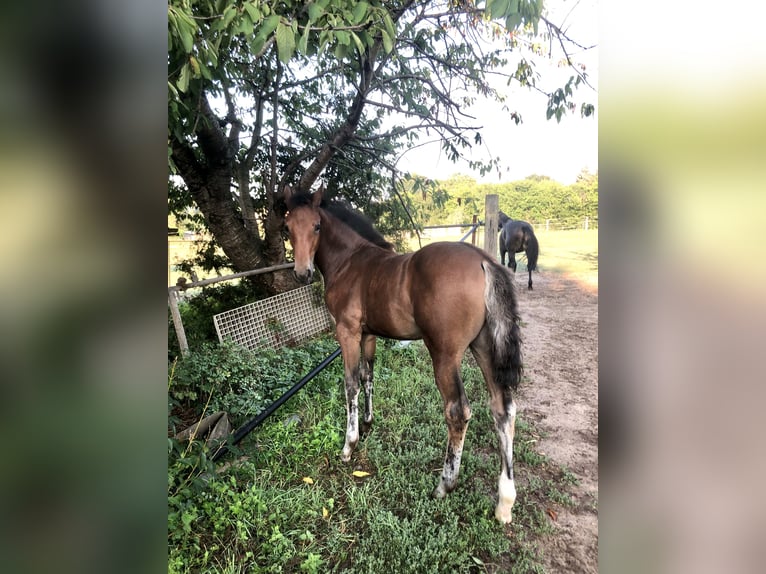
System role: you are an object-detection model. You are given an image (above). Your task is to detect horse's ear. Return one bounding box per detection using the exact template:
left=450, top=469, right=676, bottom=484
left=312, top=185, right=323, bottom=207
left=283, top=185, right=293, bottom=202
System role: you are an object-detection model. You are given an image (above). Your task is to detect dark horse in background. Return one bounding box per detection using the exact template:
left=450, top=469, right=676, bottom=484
left=284, top=185, right=524, bottom=523
left=498, top=211, right=539, bottom=290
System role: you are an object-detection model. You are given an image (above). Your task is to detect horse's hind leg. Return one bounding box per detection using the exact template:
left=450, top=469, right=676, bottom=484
left=527, top=269, right=533, bottom=290
left=430, top=351, right=472, bottom=499
left=491, top=396, right=517, bottom=523
left=360, top=334, right=376, bottom=427
left=471, top=336, right=517, bottom=523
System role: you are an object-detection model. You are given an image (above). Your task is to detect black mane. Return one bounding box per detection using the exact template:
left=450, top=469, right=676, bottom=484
left=287, top=191, right=394, bottom=250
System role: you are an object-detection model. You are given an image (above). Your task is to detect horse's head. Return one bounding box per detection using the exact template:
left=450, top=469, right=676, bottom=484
left=284, top=184, right=323, bottom=284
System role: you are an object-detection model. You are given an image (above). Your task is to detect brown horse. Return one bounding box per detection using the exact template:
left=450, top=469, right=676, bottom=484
left=284, top=186, right=524, bottom=523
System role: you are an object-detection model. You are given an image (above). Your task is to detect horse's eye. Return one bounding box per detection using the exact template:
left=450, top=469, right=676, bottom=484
left=314, top=223, right=321, bottom=233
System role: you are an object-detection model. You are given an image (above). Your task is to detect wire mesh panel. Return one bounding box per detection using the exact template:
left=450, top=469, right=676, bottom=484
left=213, top=284, right=334, bottom=350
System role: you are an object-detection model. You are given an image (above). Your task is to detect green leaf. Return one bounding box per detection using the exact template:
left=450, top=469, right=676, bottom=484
left=177, top=62, right=191, bottom=93
left=308, top=4, right=325, bottom=23
left=243, top=2, right=261, bottom=22
left=359, top=30, right=373, bottom=47
left=413, top=103, right=430, bottom=117
left=297, top=24, right=311, bottom=54
left=222, top=5, right=237, bottom=28
left=488, top=0, right=511, bottom=19
left=189, top=56, right=200, bottom=76
left=178, top=24, right=194, bottom=53
left=381, top=29, right=393, bottom=53
left=382, top=12, right=396, bottom=41
left=335, top=30, right=350, bottom=46
left=334, top=42, right=348, bottom=60
left=207, top=44, right=219, bottom=67
left=276, top=22, right=296, bottom=63
left=250, top=35, right=265, bottom=55
left=175, top=8, right=197, bottom=31
left=258, top=14, right=281, bottom=40
left=505, top=12, right=522, bottom=31
left=233, top=14, right=254, bottom=36
left=196, top=58, right=212, bottom=80
left=350, top=31, right=365, bottom=55
left=352, top=2, right=369, bottom=24
left=318, top=30, right=330, bottom=53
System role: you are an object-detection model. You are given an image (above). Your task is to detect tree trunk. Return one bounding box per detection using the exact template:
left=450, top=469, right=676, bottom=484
left=170, top=94, right=297, bottom=293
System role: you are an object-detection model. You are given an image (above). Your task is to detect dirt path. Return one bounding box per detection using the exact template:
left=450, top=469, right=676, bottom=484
left=514, top=271, right=598, bottom=573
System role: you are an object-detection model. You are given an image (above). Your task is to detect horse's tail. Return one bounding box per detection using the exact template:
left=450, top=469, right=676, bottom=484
left=481, top=260, right=524, bottom=391
left=525, top=226, right=539, bottom=272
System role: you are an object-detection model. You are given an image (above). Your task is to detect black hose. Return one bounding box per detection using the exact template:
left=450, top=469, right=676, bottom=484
left=211, top=346, right=341, bottom=461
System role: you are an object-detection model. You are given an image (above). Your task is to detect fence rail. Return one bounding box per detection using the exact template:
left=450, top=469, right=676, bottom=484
left=411, top=217, right=597, bottom=234
left=168, top=262, right=296, bottom=356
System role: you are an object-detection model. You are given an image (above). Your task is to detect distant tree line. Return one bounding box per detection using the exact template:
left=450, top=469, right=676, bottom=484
left=401, top=169, right=598, bottom=230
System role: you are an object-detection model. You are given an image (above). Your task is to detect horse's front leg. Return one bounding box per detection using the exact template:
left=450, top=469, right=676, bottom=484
left=337, top=324, right=362, bottom=462
left=360, top=334, right=377, bottom=427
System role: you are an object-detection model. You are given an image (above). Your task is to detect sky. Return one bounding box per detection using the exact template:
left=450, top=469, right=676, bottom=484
left=395, top=0, right=598, bottom=185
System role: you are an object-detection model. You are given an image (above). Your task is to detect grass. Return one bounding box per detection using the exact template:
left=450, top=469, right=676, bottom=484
left=532, top=229, right=597, bottom=288
left=169, top=339, right=585, bottom=573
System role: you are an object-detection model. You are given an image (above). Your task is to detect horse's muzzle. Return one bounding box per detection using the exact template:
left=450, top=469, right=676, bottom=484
left=294, top=268, right=313, bottom=284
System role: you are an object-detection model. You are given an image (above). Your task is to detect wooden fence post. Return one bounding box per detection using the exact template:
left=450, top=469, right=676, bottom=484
left=483, top=194, right=499, bottom=260
left=169, top=289, right=190, bottom=356
left=471, top=214, right=477, bottom=245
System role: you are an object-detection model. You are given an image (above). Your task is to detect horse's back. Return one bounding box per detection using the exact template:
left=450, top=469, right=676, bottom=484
left=407, top=242, right=490, bottom=346
left=412, top=241, right=489, bottom=275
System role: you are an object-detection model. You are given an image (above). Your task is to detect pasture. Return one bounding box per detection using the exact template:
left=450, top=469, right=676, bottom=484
left=532, top=229, right=597, bottom=289
left=168, top=228, right=598, bottom=573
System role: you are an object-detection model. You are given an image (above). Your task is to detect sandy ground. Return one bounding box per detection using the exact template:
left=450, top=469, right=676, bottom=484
left=514, top=271, right=598, bottom=573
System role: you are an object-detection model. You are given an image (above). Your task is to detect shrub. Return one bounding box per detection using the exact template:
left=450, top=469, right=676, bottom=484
left=168, top=336, right=340, bottom=428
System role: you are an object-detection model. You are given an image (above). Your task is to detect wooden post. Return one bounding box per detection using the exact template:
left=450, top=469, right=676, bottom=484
left=168, top=288, right=189, bottom=356
left=584, top=216, right=589, bottom=231
left=483, top=194, right=499, bottom=260
left=471, top=214, right=477, bottom=245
